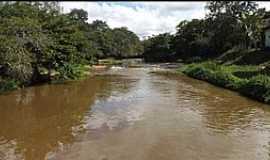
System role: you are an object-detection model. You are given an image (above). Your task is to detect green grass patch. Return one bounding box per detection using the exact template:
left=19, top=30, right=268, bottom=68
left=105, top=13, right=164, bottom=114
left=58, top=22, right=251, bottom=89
left=54, top=64, right=92, bottom=82
left=149, top=69, right=182, bottom=76
left=182, top=61, right=270, bottom=103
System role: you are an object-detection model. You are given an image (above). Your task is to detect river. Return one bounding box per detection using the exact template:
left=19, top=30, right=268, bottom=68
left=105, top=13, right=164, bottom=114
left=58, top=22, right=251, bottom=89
left=1, top=65, right=270, bottom=160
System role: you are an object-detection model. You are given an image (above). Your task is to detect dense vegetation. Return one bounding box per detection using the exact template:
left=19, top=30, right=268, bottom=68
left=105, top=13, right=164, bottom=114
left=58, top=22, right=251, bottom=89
left=0, top=2, right=143, bottom=92
left=143, top=1, right=270, bottom=104
left=143, top=33, right=175, bottom=62
left=3, top=1, right=270, bottom=104
left=143, top=1, right=266, bottom=62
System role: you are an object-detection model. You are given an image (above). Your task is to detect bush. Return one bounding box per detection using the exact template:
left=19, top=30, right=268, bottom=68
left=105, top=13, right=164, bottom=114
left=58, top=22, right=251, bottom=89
left=0, top=78, right=19, bottom=93
left=56, top=63, right=89, bottom=80
left=239, top=75, right=270, bottom=102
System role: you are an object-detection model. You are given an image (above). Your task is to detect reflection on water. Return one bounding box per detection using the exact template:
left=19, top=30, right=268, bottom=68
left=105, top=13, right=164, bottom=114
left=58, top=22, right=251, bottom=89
left=1, top=67, right=270, bottom=160
left=0, top=73, right=136, bottom=160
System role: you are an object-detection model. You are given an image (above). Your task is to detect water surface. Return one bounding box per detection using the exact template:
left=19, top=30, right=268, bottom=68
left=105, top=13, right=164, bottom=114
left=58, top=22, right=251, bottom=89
left=1, top=67, right=270, bottom=160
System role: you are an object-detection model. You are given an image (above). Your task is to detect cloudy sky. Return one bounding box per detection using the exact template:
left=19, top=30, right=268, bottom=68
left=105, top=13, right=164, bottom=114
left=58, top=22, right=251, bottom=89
left=60, top=2, right=270, bottom=39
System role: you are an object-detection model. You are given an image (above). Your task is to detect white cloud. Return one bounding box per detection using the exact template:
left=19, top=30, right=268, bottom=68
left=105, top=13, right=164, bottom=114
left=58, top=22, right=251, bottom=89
left=60, top=2, right=206, bottom=39
left=258, top=2, right=270, bottom=10
left=60, top=2, right=270, bottom=39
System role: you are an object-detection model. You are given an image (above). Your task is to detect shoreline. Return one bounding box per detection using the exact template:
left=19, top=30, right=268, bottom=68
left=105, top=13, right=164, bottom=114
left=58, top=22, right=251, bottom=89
left=182, top=63, right=270, bottom=104
left=151, top=62, right=270, bottom=105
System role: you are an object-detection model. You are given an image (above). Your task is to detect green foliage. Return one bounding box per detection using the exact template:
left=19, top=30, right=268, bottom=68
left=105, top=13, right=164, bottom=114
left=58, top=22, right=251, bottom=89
left=69, top=8, right=88, bottom=22
left=0, top=2, right=143, bottom=92
left=239, top=75, right=270, bottom=102
left=183, top=62, right=270, bottom=103
left=56, top=63, right=89, bottom=80
left=143, top=33, right=174, bottom=62
left=87, top=22, right=143, bottom=59
left=0, top=78, right=19, bottom=93
left=173, top=19, right=213, bottom=59
left=142, top=1, right=265, bottom=62
left=182, top=62, right=240, bottom=89
left=111, top=27, right=143, bottom=58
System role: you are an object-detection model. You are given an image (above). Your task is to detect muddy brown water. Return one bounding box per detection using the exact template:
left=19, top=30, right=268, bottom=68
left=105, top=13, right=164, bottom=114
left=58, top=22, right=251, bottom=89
left=1, top=66, right=270, bottom=160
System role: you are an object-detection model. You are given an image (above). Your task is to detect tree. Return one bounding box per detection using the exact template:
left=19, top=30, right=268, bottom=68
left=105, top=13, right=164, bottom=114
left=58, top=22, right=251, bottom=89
left=111, top=27, right=143, bottom=58
left=0, top=1, right=143, bottom=90
left=172, top=19, right=212, bottom=59
left=89, top=20, right=109, bottom=31
left=143, top=33, right=174, bottom=62
left=206, top=1, right=260, bottom=49
left=69, top=8, right=88, bottom=22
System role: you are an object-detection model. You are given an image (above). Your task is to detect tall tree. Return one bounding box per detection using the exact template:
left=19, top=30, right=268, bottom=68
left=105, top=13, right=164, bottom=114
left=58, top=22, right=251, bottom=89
left=206, top=1, right=259, bottom=48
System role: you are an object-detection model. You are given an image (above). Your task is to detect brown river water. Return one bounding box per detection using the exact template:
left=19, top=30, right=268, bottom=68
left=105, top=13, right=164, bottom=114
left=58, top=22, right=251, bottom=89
left=1, top=65, right=270, bottom=160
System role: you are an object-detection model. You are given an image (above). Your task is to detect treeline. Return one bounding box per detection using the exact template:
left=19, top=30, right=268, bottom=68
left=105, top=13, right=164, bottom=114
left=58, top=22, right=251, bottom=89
left=143, top=1, right=266, bottom=62
left=0, top=2, right=143, bottom=91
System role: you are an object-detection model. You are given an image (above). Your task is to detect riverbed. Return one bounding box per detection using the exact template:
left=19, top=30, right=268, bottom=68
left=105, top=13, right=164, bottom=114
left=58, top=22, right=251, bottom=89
left=1, top=66, right=270, bottom=160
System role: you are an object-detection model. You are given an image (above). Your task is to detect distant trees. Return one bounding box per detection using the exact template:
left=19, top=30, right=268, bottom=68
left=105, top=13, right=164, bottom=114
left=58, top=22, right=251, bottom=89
left=172, top=19, right=212, bottom=59
left=143, top=33, right=174, bottom=62
left=111, top=27, right=143, bottom=58
left=143, top=1, right=267, bottom=62
left=86, top=21, right=143, bottom=59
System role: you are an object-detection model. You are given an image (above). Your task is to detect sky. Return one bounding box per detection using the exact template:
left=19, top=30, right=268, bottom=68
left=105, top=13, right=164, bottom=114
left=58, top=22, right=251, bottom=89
left=60, top=1, right=270, bottom=39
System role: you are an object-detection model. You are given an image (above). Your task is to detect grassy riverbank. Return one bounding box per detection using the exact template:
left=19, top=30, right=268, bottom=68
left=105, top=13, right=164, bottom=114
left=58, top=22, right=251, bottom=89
left=181, top=61, right=270, bottom=103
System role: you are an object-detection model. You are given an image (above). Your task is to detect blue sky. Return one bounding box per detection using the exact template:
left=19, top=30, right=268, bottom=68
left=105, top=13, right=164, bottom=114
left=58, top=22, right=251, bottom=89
left=60, top=2, right=270, bottom=39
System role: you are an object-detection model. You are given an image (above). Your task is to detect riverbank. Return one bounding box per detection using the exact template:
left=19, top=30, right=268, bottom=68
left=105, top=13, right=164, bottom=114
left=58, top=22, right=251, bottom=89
left=180, top=61, right=270, bottom=104
left=0, top=58, right=143, bottom=93
left=0, top=64, right=93, bottom=93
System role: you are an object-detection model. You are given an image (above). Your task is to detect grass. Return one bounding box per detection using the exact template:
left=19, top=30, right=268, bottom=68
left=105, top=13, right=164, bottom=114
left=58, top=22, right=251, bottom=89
left=149, top=69, right=182, bottom=76
left=182, top=61, right=270, bottom=104
left=53, top=64, right=92, bottom=83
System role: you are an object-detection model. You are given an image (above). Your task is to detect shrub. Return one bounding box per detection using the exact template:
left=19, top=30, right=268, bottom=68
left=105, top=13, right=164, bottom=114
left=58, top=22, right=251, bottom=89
left=239, top=75, right=270, bottom=102
left=0, top=78, right=19, bottom=93
left=56, top=63, right=89, bottom=80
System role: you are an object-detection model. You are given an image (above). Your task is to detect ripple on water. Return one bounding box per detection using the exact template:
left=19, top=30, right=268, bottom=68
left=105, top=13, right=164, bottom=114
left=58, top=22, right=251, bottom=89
left=1, top=67, right=270, bottom=160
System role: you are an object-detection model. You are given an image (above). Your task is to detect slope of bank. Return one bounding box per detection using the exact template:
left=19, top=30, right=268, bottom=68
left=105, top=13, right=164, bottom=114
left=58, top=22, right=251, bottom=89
left=181, top=60, right=270, bottom=104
